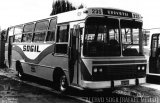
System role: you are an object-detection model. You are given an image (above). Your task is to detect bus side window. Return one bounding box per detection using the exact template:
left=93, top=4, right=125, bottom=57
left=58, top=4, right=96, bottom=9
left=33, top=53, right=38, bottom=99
left=22, top=23, right=34, bottom=42
left=46, top=18, right=56, bottom=42
left=14, top=25, right=23, bottom=42
left=14, top=34, right=22, bottom=42
left=6, top=28, right=14, bottom=43
left=55, top=25, right=69, bottom=54
left=151, top=35, right=158, bottom=57
left=56, top=25, right=69, bottom=42
left=22, top=33, right=33, bottom=42
left=33, top=32, right=46, bottom=42
left=33, top=20, right=49, bottom=42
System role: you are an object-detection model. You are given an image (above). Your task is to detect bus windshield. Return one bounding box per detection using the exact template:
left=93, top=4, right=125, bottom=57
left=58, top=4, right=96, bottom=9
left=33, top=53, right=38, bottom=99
left=83, top=17, right=142, bottom=56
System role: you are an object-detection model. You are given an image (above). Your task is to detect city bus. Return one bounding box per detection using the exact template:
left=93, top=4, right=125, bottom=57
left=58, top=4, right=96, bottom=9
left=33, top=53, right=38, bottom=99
left=143, top=29, right=160, bottom=83
left=5, top=7, right=147, bottom=92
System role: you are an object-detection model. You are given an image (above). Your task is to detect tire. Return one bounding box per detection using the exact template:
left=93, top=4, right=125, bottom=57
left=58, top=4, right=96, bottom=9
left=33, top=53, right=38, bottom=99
left=16, top=62, right=24, bottom=79
left=156, top=58, right=160, bottom=73
left=59, top=74, right=68, bottom=92
left=54, top=73, right=68, bottom=93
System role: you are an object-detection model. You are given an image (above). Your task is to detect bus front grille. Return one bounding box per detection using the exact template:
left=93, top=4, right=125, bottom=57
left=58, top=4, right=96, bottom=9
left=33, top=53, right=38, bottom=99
left=92, top=65, right=140, bottom=81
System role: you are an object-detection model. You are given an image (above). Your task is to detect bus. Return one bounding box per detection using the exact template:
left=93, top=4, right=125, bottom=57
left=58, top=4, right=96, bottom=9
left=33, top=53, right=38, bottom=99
left=5, top=7, right=147, bottom=92
left=143, top=29, right=160, bottom=83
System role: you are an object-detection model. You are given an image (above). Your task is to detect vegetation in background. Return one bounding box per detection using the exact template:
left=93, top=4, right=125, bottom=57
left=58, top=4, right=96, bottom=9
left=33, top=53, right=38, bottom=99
left=50, top=0, right=84, bottom=15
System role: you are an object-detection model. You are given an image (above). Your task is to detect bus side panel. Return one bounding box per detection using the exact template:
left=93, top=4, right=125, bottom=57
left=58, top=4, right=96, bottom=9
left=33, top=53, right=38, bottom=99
left=21, top=63, right=54, bottom=81
left=21, top=54, right=69, bottom=81
left=8, top=50, right=24, bottom=70
left=38, top=54, right=69, bottom=81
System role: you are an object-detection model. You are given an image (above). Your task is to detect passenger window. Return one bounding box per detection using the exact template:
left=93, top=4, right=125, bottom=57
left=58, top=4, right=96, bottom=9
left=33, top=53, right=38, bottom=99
left=49, top=19, right=56, bottom=31
left=14, top=34, right=22, bottom=42
left=7, top=28, right=14, bottom=43
left=57, top=25, right=69, bottom=42
left=151, top=35, right=158, bottom=57
left=35, top=20, right=49, bottom=32
left=23, top=23, right=34, bottom=32
left=8, top=28, right=14, bottom=36
left=22, top=23, right=34, bottom=42
left=46, top=19, right=57, bottom=42
left=55, top=25, right=69, bottom=55
left=14, top=25, right=23, bottom=42
left=22, top=33, right=33, bottom=42
left=46, top=31, right=55, bottom=42
left=33, top=32, right=46, bottom=42
left=33, top=20, right=49, bottom=42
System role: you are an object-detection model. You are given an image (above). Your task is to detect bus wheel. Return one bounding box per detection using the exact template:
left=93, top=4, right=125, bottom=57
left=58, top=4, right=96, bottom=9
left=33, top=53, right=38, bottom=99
left=16, top=61, right=24, bottom=79
left=59, top=74, right=68, bottom=92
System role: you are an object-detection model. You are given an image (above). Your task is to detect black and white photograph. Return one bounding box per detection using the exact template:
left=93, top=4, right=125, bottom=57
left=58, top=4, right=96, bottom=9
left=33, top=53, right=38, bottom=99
left=0, top=0, right=160, bottom=103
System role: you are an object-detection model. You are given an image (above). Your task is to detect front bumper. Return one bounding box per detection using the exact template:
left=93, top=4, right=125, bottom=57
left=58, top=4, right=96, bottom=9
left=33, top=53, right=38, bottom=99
left=81, top=77, right=146, bottom=89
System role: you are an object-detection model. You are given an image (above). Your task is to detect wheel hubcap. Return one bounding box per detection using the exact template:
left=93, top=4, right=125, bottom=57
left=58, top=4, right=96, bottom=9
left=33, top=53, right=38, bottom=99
left=18, top=71, right=22, bottom=77
left=60, top=75, right=67, bottom=92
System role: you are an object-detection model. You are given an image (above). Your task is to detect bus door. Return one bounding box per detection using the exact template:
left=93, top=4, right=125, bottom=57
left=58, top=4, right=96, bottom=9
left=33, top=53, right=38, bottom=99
left=149, top=34, right=160, bottom=74
left=8, top=36, right=14, bottom=68
left=69, top=25, right=81, bottom=85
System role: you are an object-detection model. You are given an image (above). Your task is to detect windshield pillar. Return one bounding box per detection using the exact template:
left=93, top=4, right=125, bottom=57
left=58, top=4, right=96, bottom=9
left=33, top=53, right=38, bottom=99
left=118, top=19, right=123, bottom=57
left=139, top=28, right=143, bottom=55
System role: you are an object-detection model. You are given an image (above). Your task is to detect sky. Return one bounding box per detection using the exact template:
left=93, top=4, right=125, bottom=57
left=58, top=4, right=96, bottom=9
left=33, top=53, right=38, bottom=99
left=0, top=0, right=160, bottom=30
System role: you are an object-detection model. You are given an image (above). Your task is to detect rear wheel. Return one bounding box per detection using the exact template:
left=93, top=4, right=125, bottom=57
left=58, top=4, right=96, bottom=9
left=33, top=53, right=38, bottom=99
left=16, top=61, right=24, bottom=79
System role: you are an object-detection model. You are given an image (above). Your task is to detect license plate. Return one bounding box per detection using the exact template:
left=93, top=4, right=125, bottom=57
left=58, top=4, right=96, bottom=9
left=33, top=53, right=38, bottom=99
left=121, top=80, right=129, bottom=86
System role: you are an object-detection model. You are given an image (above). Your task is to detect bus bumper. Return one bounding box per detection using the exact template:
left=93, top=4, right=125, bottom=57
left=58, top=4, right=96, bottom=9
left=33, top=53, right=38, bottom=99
left=81, top=77, right=146, bottom=89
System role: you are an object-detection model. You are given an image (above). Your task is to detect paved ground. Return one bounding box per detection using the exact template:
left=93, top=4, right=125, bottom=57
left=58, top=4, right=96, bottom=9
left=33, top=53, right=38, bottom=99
left=0, top=68, right=88, bottom=103
left=1, top=68, right=160, bottom=103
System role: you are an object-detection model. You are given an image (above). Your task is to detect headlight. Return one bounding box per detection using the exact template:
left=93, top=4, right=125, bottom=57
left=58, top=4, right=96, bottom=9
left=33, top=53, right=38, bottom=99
left=138, top=66, right=141, bottom=70
left=93, top=67, right=103, bottom=73
left=93, top=68, right=98, bottom=72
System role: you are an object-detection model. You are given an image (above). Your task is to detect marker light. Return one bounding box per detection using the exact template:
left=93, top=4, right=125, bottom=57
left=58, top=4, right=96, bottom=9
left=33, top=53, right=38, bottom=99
left=99, top=68, right=103, bottom=72
left=142, top=66, right=145, bottom=70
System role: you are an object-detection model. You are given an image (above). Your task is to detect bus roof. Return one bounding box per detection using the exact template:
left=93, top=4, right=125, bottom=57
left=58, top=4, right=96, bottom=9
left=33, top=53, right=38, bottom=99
left=54, top=7, right=142, bottom=23
left=8, top=7, right=142, bottom=28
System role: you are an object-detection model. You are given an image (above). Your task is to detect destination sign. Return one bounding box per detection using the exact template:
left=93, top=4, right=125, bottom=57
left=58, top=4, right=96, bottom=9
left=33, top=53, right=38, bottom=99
left=103, top=9, right=130, bottom=17
left=87, top=8, right=141, bottom=19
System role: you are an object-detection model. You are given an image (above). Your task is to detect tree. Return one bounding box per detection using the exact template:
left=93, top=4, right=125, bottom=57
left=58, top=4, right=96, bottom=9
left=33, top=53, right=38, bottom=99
left=78, top=4, right=84, bottom=9
left=50, top=0, right=84, bottom=15
left=50, top=0, right=76, bottom=15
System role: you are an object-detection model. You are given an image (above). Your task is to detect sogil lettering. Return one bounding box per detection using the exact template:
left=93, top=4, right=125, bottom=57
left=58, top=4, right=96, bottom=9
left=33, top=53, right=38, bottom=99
left=23, top=45, right=41, bottom=52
